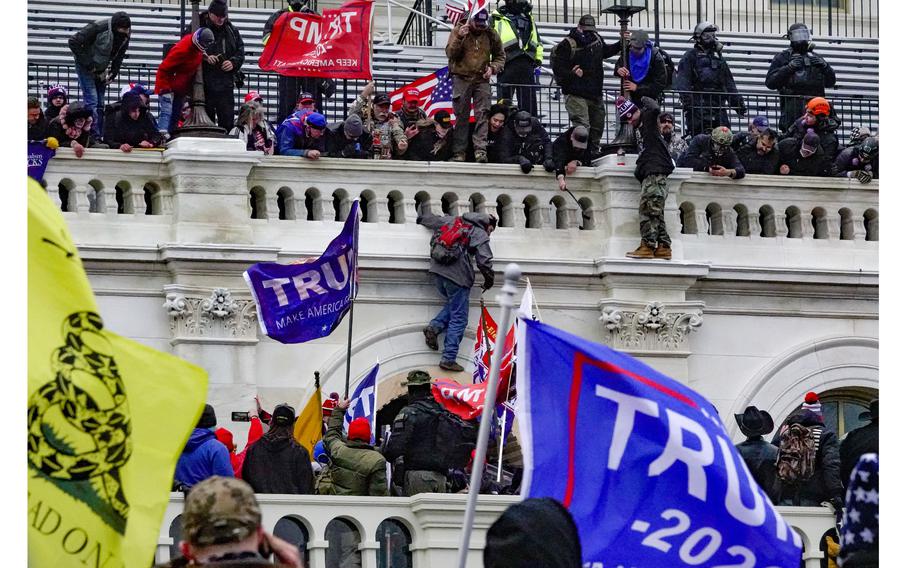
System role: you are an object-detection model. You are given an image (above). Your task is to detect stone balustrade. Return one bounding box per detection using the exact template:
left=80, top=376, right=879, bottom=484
left=44, top=139, right=877, bottom=275
left=155, top=493, right=837, bottom=568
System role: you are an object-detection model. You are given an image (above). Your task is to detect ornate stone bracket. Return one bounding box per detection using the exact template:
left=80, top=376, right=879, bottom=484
left=163, top=286, right=259, bottom=344
left=599, top=300, right=704, bottom=353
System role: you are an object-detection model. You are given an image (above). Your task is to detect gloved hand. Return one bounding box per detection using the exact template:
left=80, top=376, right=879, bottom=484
left=518, top=156, right=533, bottom=174
left=808, top=53, right=826, bottom=67
left=736, top=105, right=748, bottom=117
left=543, top=157, right=556, bottom=172
left=788, top=54, right=804, bottom=70
left=854, top=169, right=873, bottom=183
left=480, top=268, right=495, bottom=291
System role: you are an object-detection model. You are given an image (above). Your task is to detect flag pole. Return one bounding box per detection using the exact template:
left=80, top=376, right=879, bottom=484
left=456, top=263, right=522, bottom=568
left=344, top=299, right=355, bottom=398
left=495, top=370, right=512, bottom=483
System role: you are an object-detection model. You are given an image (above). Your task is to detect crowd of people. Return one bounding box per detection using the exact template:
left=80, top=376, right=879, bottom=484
left=27, top=3, right=879, bottom=192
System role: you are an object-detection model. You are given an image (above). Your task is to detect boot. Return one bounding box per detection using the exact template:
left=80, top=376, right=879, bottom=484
left=439, top=360, right=465, bottom=372
left=452, top=153, right=466, bottom=162
left=626, top=241, right=655, bottom=259
left=654, top=243, right=672, bottom=260
left=423, top=326, right=439, bottom=350
left=474, top=150, right=488, bottom=163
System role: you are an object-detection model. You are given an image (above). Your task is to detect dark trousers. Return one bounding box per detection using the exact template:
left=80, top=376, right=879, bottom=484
left=453, top=76, right=492, bottom=157
left=497, top=57, right=538, bottom=116
left=683, top=93, right=731, bottom=138
left=277, top=75, right=321, bottom=122
left=205, top=89, right=235, bottom=132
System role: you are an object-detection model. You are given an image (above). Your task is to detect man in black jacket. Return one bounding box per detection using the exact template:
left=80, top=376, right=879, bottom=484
left=734, top=406, right=780, bottom=504
left=678, top=126, right=746, bottom=179
left=403, top=111, right=455, bottom=162
left=777, top=129, right=831, bottom=177
left=674, top=21, right=746, bottom=138
left=552, top=125, right=593, bottom=191
left=483, top=102, right=511, bottom=163
left=200, top=0, right=245, bottom=131
left=28, top=97, right=47, bottom=141
left=325, top=114, right=371, bottom=159
left=613, top=29, right=668, bottom=107
left=498, top=110, right=554, bottom=173
left=68, top=11, right=131, bottom=137
left=833, top=136, right=878, bottom=183
left=382, top=371, right=451, bottom=496
left=103, top=92, right=163, bottom=152
left=765, top=23, right=837, bottom=131
left=616, top=96, right=676, bottom=260
left=839, top=399, right=878, bottom=493
left=736, top=128, right=780, bottom=175
left=241, top=404, right=315, bottom=494
left=550, top=15, right=618, bottom=155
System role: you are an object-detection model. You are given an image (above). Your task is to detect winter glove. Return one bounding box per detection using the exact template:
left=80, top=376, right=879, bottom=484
left=808, top=53, right=826, bottom=67
left=320, top=78, right=336, bottom=98
left=788, top=54, right=804, bottom=70
left=736, top=104, right=748, bottom=117
left=518, top=156, right=534, bottom=174
left=853, top=169, right=873, bottom=184
left=480, top=268, right=495, bottom=291
left=543, top=157, right=556, bottom=172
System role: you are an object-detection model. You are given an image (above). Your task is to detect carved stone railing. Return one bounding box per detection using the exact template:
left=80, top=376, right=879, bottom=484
left=155, top=493, right=837, bottom=568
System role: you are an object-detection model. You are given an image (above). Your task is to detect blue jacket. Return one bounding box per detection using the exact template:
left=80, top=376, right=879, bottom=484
left=276, top=112, right=325, bottom=157
left=174, top=428, right=234, bottom=487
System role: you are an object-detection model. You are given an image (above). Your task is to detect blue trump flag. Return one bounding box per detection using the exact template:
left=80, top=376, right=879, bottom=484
left=28, top=141, right=55, bottom=181
left=516, top=320, right=802, bottom=568
left=344, top=363, right=378, bottom=444
left=244, top=200, right=359, bottom=344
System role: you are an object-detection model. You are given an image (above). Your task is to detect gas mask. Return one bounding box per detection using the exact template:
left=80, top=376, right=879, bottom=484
left=698, top=30, right=718, bottom=50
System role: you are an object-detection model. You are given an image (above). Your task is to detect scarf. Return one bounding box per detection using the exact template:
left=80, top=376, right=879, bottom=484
left=629, top=42, right=652, bottom=83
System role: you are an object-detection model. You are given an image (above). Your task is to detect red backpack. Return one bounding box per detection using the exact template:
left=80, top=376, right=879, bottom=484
left=430, top=217, right=472, bottom=265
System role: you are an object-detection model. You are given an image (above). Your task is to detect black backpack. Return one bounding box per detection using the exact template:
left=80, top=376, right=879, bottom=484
left=434, top=408, right=479, bottom=469
left=656, top=46, right=675, bottom=91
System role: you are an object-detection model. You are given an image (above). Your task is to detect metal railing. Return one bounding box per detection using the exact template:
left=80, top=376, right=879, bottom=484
left=102, top=0, right=318, bottom=9
left=398, top=0, right=877, bottom=46
left=28, top=63, right=876, bottom=145
left=398, top=0, right=437, bottom=46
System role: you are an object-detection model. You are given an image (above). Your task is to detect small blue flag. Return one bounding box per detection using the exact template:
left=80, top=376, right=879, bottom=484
left=244, top=201, right=359, bottom=344
left=345, top=363, right=378, bottom=444
left=516, top=319, right=802, bottom=568
left=28, top=141, right=55, bottom=181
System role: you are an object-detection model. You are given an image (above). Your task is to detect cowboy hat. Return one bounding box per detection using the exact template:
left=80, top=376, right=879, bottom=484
left=735, top=406, right=774, bottom=437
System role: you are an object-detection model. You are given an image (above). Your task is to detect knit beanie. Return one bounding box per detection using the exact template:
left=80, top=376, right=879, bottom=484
left=615, top=96, right=639, bottom=121
left=348, top=417, right=371, bottom=443
left=343, top=114, right=364, bottom=138
left=208, top=0, right=228, bottom=17
left=197, top=404, right=217, bottom=429
left=801, top=392, right=822, bottom=416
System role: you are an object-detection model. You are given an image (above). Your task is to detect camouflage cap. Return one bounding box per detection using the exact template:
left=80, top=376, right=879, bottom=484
left=183, top=476, right=262, bottom=547
left=406, top=370, right=432, bottom=386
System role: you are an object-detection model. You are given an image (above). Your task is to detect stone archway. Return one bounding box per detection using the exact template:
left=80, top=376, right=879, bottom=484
left=726, top=336, right=878, bottom=437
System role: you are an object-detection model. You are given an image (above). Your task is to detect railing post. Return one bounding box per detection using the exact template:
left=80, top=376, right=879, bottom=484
left=562, top=0, right=568, bottom=24
left=695, top=0, right=702, bottom=27
left=654, top=0, right=661, bottom=46
left=827, top=0, right=834, bottom=36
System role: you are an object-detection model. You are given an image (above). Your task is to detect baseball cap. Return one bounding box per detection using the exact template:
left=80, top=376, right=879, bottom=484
left=406, top=370, right=432, bottom=386
left=578, top=14, right=596, bottom=31
left=306, top=112, right=327, bottom=130
left=271, top=403, right=296, bottom=426
left=472, top=9, right=490, bottom=26
left=434, top=110, right=453, bottom=128
left=629, top=29, right=649, bottom=49
left=404, top=88, right=420, bottom=103
left=182, top=477, right=262, bottom=547
left=344, top=114, right=364, bottom=138
left=321, top=398, right=338, bottom=417
left=751, top=115, right=770, bottom=129
left=245, top=91, right=264, bottom=104
left=514, top=111, right=533, bottom=136
left=801, top=129, right=820, bottom=154
left=298, top=91, right=315, bottom=104
left=373, top=93, right=392, bottom=106
left=570, top=126, right=589, bottom=150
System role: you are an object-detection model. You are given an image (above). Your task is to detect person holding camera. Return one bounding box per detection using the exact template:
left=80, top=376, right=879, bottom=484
left=678, top=125, right=746, bottom=179
left=200, top=0, right=245, bottom=132
left=67, top=11, right=131, bottom=138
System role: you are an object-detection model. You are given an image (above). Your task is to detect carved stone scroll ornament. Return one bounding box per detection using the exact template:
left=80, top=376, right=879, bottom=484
left=599, top=301, right=703, bottom=352
left=163, top=288, right=258, bottom=341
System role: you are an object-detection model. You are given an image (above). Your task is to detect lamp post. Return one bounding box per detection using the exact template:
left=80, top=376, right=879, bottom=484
left=600, top=0, right=647, bottom=156
left=173, top=0, right=227, bottom=138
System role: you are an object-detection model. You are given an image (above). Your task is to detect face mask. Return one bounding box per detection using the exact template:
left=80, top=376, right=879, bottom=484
left=699, top=31, right=717, bottom=48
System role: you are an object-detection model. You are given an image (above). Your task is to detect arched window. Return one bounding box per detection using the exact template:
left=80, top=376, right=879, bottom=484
left=469, top=193, right=486, bottom=214
left=376, top=519, right=412, bottom=568
left=325, top=518, right=361, bottom=568
left=550, top=196, right=570, bottom=229
left=811, top=207, right=827, bottom=239
left=305, top=188, right=321, bottom=221
left=168, top=515, right=183, bottom=560
left=274, top=517, right=310, bottom=567
left=360, top=190, right=377, bottom=223
left=442, top=192, right=459, bottom=216
left=332, top=189, right=350, bottom=222
left=115, top=181, right=132, bottom=214
left=144, top=182, right=162, bottom=215
left=679, top=202, right=697, bottom=235
left=88, top=179, right=104, bottom=213
left=496, top=195, right=514, bottom=228
left=414, top=191, right=432, bottom=219
left=58, top=179, right=74, bottom=212
left=578, top=198, right=595, bottom=230
left=523, top=195, right=540, bottom=228
left=780, top=387, right=878, bottom=439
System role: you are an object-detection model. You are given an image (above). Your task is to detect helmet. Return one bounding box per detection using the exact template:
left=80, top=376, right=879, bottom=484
left=806, top=97, right=830, bottom=117
left=305, top=112, right=327, bottom=129
left=693, top=21, right=717, bottom=39
left=858, top=137, right=878, bottom=162
left=710, top=126, right=733, bottom=146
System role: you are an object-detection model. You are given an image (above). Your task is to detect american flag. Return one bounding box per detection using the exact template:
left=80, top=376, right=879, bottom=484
left=444, top=0, right=466, bottom=23
left=390, top=66, right=474, bottom=122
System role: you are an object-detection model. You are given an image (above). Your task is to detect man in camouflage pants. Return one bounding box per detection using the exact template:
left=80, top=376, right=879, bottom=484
left=615, top=96, right=677, bottom=260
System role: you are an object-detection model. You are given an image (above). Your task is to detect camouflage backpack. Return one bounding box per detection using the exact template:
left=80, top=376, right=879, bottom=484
left=775, top=423, right=819, bottom=483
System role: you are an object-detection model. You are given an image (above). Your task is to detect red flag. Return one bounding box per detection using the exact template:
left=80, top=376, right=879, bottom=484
left=258, top=0, right=374, bottom=79
left=431, top=376, right=510, bottom=420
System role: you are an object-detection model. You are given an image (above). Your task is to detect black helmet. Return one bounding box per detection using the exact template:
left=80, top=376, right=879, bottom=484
left=693, top=21, right=717, bottom=39
left=858, top=137, right=878, bottom=162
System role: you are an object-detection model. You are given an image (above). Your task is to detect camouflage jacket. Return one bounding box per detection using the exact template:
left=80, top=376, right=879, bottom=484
left=347, top=94, right=407, bottom=158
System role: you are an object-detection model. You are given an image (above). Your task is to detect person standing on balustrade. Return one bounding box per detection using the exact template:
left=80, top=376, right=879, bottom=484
left=765, top=23, right=836, bottom=132
left=199, top=0, right=246, bottom=132
left=67, top=11, right=131, bottom=138
left=155, top=28, right=216, bottom=134
left=491, top=0, right=543, bottom=116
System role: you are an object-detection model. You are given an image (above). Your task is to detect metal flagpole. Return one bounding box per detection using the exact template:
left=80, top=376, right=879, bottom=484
left=456, top=263, right=522, bottom=568
left=344, top=299, right=355, bottom=398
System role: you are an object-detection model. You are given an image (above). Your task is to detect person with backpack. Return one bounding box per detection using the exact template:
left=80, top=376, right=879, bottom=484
left=734, top=406, right=780, bottom=503
left=382, top=370, right=478, bottom=495
left=318, top=400, right=389, bottom=496
left=612, top=29, right=668, bottom=108
left=418, top=212, right=497, bottom=372
left=775, top=408, right=843, bottom=509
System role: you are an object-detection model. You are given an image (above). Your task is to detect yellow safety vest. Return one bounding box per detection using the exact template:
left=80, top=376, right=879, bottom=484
left=492, top=10, right=543, bottom=62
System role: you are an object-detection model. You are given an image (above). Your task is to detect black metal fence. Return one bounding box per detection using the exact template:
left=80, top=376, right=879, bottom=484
left=103, top=0, right=317, bottom=9
left=399, top=0, right=878, bottom=46
left=29, top=63, right=877, bottom=145
left=398, top=0, right=437, bottom=46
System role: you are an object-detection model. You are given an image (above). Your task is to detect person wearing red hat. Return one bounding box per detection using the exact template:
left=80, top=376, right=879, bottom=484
left=295, top=92, right=317, bottom=116
left=397, top=88, right=428, bottom=137
left=245, top=91, right=264, bottom=104
left=319, top=399, right=389, bottom=496
left=321, top=397, right=338, bottom=431
left=214, top=413, right=264, bottom=478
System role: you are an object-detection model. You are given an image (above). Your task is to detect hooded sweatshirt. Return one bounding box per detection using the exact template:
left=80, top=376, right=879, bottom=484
left=483, top=498, right=582, bottom=568
left=241, top=427, right=315, bottom=494
left=173, top=428, right=234, bottom=488
left=416, top=211, right=495, bottom=289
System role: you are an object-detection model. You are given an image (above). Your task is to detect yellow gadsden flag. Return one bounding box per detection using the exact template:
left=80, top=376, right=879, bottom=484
left=293, top=374, right=323, bottom=456
left=27, top=179, right=208, bottom=567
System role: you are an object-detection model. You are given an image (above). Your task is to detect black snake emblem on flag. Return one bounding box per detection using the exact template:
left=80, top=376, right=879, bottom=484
left=27, top=311, right=132, bottom=534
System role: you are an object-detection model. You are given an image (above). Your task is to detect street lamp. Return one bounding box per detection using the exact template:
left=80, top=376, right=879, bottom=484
left=173, top=0, right=227, bottom=138
left=600, top=0, right=647, bottom=156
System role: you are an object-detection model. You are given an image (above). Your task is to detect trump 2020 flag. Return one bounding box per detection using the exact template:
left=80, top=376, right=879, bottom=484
left=516, top=319, right=802, bottom=568
left=245, top=200, right=359, bottom=343
left=28, top=179, right=208, bottom=567
left=344, top=363, right=378, bottom=443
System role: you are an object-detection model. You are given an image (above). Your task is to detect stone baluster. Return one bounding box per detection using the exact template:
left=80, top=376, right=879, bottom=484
left=454, top=199, right=472, bottom=216
left=531, top=203, right=550, bottom=229
left=318, top=196, right=336, bottom=221
left=824, top=217, right=841, bottom=241
left=293, top=195, right=309, bottom=222
left=774, top=214, right=789, bottom=238
left=265, top=187, right=281, bottom=221
left=747, top=213, right=761, bottom=237
left=800, top=213, right=815, bottom=240
left=375, top=197, right=391, bottom=223
left=694, top=210, right=708, bottom=235
left=852, top=218, right=867, bottom=241
left=73, top=179, right=91, bottom=214
left=403, top=198, right=418, bottom=224
left=722, top=210, right=737, bottom=236
left=510, top=202, right=527, bottom=229
left=104, top=184, right=119, bottom=215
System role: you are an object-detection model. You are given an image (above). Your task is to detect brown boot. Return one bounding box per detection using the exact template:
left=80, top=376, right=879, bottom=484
left=626, top=241, right=655, bottom=259
left=474, top=150, right=488, bottom=163
left=654, top=243, right=672, bottom=260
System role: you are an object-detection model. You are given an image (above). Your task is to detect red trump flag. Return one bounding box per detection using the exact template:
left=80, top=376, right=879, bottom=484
left=259, top=0, right=374, bottom=79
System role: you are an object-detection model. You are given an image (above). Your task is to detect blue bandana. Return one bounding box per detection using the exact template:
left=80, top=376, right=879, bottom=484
left=629, top=42, right=653, bottom=83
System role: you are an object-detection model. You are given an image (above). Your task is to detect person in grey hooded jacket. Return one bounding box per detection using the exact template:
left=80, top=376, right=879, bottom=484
left=417, top=212, right=497, bottom=372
